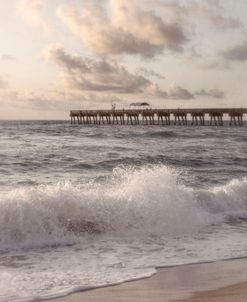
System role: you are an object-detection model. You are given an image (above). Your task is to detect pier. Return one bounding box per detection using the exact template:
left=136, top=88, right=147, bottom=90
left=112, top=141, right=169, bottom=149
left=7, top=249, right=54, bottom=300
left=70, top=108, right=247, bottom=126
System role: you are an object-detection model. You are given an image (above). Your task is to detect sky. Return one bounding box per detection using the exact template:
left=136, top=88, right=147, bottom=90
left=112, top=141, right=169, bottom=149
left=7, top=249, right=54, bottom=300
left=0, top=0, right=247, bottom=119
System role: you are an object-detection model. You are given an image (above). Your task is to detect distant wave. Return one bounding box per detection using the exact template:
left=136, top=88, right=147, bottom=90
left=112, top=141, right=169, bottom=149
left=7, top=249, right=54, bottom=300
left=142, top=130, right=177, bottom=138
left=127, top=130, right=231, bottom=140
left=86, top=133, right=109, bottom=139
left=70, top=163, right=95, bottom=170
left=0, top=165, right=247, bottom=251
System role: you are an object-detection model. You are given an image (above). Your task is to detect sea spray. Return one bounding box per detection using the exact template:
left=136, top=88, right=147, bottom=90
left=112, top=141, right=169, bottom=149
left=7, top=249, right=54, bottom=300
left=0, top=165, right=247, bottom=251
left=196, top=177, right=247, bottom=220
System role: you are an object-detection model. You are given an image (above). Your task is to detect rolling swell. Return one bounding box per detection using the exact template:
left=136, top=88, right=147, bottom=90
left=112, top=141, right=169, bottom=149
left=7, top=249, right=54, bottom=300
left=0, top=165, right=247, bottom=252
left=141, top=130, right=177, bottom=138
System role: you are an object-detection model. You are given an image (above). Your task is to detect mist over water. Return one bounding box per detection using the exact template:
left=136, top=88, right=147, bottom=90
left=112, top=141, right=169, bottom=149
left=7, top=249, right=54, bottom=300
left=0, top=121, right=247, bottom=301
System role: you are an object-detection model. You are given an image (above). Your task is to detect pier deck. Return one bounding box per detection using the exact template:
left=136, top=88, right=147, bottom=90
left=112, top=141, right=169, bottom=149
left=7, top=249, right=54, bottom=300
left=70, top=108, right=247, bottom=126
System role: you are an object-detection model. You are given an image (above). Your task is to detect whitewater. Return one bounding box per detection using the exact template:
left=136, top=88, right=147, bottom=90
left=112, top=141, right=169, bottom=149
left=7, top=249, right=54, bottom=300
left=0, top=121, right=247, bottom=302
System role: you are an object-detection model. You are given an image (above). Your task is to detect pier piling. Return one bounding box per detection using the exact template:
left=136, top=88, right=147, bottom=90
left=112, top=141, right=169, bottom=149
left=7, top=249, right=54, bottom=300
left=229, top=112, right=243, bottom=126
left=174, top=111, right=187, bottom=125
left=126, top=111, right=139, bottom=125
left=209, top=112, right=223, bottom=126
left=157, top=111, right=170, bottom=125
left=99, top=112, right=112, bottom=124
left=112, top=112, right=125, bottom=124
left=142, top=110, right=155, bottom=125
left=191, top=112, right=205, bottom=126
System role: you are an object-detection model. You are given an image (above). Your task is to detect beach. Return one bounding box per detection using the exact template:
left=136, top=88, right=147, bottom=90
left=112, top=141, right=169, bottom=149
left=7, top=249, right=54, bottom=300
left=45, top=258, right=247, bottom=302
left=180, top=282, right=247, bottom=302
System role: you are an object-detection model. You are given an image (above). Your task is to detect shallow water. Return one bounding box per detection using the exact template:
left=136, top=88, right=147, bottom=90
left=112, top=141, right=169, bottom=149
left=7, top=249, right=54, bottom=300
left=0, top=121, right=247, bottom=301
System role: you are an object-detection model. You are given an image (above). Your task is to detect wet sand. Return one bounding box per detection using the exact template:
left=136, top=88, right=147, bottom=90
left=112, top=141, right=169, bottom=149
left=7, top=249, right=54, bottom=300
left=45, top=258, right=247, bottom=302
left=178, top=282, right=247, bottom=302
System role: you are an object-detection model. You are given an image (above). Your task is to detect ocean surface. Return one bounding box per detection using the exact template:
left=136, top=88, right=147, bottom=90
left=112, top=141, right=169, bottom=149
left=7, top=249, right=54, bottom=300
left=0, top=120, right=247, bottom=302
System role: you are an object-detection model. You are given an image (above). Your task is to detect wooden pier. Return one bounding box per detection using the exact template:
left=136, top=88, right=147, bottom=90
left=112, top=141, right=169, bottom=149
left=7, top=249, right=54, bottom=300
left=70, top=108, right=247, bottom=126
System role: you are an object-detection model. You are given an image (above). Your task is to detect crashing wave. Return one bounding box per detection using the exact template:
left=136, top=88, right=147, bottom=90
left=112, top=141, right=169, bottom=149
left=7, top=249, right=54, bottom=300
left=0, top=165, right=246, bottom=251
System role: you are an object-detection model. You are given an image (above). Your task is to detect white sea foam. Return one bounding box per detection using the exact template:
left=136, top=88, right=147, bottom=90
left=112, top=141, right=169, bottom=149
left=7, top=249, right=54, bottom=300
left=0, top=165, right=247, bottom=251
left=197, top=178, right=247, bottom=218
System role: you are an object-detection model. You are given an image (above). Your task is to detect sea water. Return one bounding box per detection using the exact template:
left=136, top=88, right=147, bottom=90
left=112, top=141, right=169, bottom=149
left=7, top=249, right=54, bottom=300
left=0, top=121, right=247, bottom=301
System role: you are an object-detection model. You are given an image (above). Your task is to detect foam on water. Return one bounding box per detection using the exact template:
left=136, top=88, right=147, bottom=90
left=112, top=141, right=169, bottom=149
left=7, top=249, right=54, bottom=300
left=0, top=165, right=247, bottom=252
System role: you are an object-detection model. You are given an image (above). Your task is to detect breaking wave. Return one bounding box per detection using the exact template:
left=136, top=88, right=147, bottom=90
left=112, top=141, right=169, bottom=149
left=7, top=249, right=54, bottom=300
left=0, top=165, right=247, bottom=251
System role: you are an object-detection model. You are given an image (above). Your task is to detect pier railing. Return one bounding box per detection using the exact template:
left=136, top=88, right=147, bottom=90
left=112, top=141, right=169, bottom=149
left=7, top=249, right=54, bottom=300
left=70, top=108, right=247, bottom=126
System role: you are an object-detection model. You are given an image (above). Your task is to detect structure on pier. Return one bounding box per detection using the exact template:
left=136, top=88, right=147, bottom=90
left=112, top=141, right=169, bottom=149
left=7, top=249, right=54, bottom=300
left=70, top=108, right=247, bottom=126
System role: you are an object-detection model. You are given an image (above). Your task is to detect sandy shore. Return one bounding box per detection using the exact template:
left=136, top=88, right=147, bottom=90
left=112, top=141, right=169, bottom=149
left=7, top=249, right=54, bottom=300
left=44, top=258, right=247, bottom=302
left=178, top=282, right=247, bottom=302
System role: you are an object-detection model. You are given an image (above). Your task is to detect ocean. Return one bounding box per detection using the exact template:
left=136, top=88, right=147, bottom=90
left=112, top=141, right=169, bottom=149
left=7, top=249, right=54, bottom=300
left=0, top=120, right=247, bottom=302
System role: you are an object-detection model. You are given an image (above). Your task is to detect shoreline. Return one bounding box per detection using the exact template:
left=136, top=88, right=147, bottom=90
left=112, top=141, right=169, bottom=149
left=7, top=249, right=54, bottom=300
left=44, top=258, right=247, bottom=302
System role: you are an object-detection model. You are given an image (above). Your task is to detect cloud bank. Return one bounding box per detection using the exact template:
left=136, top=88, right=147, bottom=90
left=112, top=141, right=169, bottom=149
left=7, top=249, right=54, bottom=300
left=56, top=0, right=187, bottom=58
left=43, top=44, right=225, bottom=102
left=43, top=44, right=151, bottom=93
left=195, top=89, right=224, bottom=98
left=157, top=0, right=241, bottom=30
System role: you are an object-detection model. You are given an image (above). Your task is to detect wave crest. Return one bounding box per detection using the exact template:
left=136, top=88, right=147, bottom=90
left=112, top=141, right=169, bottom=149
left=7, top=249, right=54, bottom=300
left=0, top=165, right=247, bottom=251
